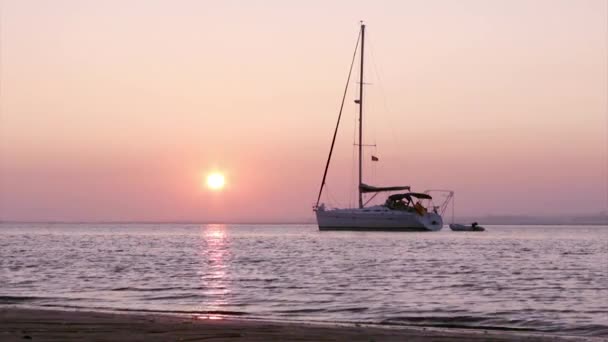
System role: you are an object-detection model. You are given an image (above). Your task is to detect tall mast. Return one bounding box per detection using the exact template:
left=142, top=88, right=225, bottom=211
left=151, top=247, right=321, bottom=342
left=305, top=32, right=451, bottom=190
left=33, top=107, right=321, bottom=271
left=358, top=22, right=365, bottom=208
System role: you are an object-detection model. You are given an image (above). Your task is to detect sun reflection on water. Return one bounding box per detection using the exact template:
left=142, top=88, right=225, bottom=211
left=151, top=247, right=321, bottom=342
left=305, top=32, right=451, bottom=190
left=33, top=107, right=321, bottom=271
left=196, top=315, right=224, bottom=320
left=199, top=224, right=230, bottom=313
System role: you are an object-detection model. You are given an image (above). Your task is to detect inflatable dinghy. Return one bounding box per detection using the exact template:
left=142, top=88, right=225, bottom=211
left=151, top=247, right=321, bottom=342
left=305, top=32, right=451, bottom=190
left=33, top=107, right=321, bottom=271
left=449, top=223, right=485, bottom=231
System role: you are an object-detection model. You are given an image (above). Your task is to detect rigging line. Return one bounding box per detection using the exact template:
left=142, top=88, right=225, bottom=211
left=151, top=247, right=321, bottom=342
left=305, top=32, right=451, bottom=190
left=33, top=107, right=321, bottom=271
left=350, top=84, right=360, bottom=208
left=452, top=194, right=455, bottom=224
left=368, top=31, right=392, bottom=117
left=368, top=83, right=378, bottom=187
left=368, top=31, right=410, bottom=179
left=368, top=31, right=402, bottom=150
left=325, top=184, right=341, bottom=209
left=365, top=31, right=381, bottom=190
left=372, top=144, right=378, bottom=188
left=315, top=28, right=362, bottom=207
left=350, top=114, right=357, bottom=208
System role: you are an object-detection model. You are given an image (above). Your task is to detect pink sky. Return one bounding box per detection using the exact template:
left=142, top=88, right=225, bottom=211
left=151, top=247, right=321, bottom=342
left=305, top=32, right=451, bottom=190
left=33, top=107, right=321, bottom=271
left=1, top=0, right=606, bottom=222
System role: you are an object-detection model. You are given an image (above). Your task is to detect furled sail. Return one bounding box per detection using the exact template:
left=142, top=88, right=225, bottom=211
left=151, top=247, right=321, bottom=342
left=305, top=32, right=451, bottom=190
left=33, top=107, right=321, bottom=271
left=359, top=183, right=411, bottom=193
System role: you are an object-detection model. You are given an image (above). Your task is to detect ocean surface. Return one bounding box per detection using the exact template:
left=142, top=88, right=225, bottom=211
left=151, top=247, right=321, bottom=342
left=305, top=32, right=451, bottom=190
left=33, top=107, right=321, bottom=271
left=1, top=223, right=606, bottom=336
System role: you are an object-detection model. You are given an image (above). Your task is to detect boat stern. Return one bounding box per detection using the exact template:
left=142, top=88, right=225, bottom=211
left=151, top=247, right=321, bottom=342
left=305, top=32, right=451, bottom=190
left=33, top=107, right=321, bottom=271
left=419, top=212, right=443, bottom=231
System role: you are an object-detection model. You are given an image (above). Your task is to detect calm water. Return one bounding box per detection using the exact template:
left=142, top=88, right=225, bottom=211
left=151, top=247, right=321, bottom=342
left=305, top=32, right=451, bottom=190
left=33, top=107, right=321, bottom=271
left=1, top=223, right=606, bottom=336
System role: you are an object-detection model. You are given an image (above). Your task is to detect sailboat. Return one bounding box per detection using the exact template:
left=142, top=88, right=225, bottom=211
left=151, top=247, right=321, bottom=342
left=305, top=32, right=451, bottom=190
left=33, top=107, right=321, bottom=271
left=313, top=23, right=444, bottom=231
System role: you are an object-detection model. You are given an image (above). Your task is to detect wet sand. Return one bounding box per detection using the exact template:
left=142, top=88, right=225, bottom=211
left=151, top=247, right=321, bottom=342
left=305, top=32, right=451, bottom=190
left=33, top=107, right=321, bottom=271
left=0, top=307, right=598, bottom=341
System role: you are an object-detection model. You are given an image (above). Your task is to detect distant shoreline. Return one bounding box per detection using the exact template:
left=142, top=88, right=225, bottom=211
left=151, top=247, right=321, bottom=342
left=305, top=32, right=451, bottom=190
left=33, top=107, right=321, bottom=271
left=1, top=221, right=607, bottom=226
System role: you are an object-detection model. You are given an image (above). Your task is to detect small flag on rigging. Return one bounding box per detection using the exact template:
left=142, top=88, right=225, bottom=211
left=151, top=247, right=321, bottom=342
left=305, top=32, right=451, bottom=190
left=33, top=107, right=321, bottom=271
left=371, top=155, right=379, bottom=161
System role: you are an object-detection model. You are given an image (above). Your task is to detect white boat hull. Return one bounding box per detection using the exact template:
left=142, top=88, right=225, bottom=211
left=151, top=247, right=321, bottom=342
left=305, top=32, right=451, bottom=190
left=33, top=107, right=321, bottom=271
left=315, top=207, right=443, bottom=231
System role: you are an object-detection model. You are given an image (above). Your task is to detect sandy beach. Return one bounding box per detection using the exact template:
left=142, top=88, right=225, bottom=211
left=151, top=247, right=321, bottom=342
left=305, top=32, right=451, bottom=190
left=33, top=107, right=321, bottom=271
left=0, top=307, right=600, bottom=342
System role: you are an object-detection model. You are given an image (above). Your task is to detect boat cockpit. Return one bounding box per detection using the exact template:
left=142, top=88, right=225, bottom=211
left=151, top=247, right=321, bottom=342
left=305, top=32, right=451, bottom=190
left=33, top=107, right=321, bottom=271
left=385, top=192, right=434, bottom=215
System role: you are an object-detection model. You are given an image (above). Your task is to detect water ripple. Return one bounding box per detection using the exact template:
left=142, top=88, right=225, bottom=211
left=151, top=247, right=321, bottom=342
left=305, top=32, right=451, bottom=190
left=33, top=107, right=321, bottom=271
left=1, top=223, right=607, bottom=337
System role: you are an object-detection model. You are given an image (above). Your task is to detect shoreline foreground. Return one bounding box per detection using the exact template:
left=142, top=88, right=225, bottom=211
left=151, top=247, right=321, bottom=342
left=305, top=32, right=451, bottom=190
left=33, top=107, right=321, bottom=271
left=0, top=307, right=599, bottom=341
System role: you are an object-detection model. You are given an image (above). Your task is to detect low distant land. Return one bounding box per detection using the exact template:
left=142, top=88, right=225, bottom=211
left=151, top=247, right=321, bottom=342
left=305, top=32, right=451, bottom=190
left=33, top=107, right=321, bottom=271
left=1, top=213, right=607, bottom=226
left=455, top=213, right=608, bottom=226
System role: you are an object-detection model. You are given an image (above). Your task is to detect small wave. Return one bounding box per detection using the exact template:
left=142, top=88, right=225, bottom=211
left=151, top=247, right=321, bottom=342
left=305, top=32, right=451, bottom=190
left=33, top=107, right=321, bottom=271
left=114, top=308, right=249, bottom=316
left=276, top=308, right=325, bottom=314
left=110, top=286, right=185, bottom=292
left=277, top=307, right=369, bottom=315
left=0, top=295, right=45, bottom=304
left=36, top=304, right=249, bottom=316
left=557, top=324, right=608, bottom=337
left=378, top=316, right=608, bottom=336
left=145, top=294, right=206, bottom=301
left=324, top=307, right=368, bottom=313
left=380, top=315, right=539, bottom=332
left=382, top=315, right=488, bottom=325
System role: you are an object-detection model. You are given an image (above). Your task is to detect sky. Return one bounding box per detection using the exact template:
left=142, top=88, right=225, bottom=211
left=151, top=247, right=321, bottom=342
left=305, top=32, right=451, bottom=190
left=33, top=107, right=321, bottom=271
left=0, top=0, right=606, bottom=222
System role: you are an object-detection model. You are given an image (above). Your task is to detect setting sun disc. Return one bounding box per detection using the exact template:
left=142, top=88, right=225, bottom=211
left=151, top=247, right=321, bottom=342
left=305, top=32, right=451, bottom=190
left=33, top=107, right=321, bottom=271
left=206, top=173, right=225, bottom=190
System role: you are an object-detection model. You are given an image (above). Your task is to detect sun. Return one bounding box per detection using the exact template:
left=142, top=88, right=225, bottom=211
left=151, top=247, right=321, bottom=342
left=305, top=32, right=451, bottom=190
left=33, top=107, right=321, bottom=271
left=206, top=173, right=225, bottom=190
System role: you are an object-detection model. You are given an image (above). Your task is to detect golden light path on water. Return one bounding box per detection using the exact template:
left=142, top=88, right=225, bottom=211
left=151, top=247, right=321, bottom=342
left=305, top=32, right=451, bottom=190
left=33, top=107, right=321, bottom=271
left=197, top=224, right=228, bottom=321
